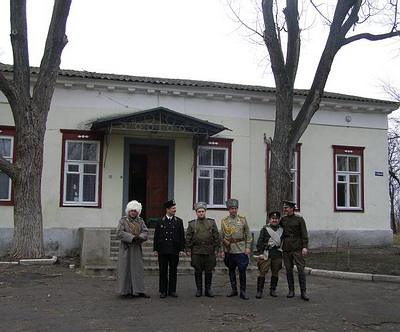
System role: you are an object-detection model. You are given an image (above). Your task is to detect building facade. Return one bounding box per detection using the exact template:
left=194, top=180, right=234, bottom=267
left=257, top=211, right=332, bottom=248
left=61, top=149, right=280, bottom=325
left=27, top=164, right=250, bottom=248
left=0, top=68, right=398, bottom=256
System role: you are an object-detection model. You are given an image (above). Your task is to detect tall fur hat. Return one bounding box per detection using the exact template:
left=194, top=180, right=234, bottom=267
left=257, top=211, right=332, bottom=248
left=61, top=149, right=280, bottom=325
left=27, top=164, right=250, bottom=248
left=125, top=200, right=142, bottom=216
left=226, top=198, right=239, bottom=209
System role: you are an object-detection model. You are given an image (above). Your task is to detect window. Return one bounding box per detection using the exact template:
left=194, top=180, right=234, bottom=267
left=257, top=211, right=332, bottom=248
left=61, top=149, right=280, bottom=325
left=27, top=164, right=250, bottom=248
left=266, top=144, right=301, bottom=209
left=333, top=145, right=364, bottom=211
left=194, top=138, right=232, bottom=208
left=0, top=126, right=15, bottom=205
left=60, top=130, right=104, bottom=207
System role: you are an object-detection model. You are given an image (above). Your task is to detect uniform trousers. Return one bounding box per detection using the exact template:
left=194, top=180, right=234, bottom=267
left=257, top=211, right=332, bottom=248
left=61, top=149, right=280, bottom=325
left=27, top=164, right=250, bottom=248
left=158, top=254, right=179, bottom=294
left=191, top=254, right=217, bottom=273
left=283, top=251, right=306, bottom=274
left=257, top=257, right=282, bottom=277
left=224, top=252, right=249, bottom=273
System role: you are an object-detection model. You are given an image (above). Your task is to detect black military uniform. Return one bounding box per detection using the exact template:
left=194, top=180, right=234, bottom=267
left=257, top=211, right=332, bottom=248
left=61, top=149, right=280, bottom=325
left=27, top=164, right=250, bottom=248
left=254, top=211, right=283, bottom=298
left=153, top=200, right=185, bottom=298
left=185, top=202, right=220, bottom=297
left=280, top=200, right=309, bottom=301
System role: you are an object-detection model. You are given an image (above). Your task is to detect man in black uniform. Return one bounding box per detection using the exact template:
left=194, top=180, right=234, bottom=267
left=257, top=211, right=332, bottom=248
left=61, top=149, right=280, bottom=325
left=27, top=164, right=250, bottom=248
left=280, top=200, right=310, bottom=301
left=153, top=199, right=185, bottom=298
left=254, top=211, right=283, bottom=299
left=185, top=202, right=220, bottom=297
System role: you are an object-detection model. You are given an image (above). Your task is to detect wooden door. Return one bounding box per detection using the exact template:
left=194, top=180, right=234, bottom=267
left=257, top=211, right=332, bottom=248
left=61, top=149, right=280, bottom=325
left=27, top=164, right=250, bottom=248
left=129, top=145, right=169, bottom=222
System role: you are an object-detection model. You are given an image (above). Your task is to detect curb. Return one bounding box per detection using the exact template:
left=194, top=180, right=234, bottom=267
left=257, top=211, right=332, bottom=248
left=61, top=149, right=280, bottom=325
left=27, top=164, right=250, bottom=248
left=0, top=256, right=58, bottom=266
left=305, top=267, right=400, bottom=283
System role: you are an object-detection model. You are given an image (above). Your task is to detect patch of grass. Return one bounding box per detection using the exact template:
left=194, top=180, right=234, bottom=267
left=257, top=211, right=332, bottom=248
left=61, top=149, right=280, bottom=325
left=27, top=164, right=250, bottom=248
left=394, top=233, right=400, bottom=246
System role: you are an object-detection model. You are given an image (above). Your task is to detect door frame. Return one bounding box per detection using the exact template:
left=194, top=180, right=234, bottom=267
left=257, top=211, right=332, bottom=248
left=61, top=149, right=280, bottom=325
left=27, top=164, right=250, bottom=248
left=122, top=137, right=175, bottom=215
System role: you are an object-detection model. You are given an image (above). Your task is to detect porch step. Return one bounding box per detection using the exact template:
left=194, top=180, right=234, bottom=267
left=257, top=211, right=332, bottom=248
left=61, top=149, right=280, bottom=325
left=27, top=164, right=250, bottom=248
left=82, top=229, right=258, bottom=277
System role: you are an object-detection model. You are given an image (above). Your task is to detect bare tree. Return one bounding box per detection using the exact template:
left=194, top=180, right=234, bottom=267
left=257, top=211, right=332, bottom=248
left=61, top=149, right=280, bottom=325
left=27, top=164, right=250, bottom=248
left=388, top=117, right=400, bottom=233
left=0, top=0, right=72, bottom=258
left=385, top=80, right=400, bottom=233
left=230, top=0, right=400, bottom=211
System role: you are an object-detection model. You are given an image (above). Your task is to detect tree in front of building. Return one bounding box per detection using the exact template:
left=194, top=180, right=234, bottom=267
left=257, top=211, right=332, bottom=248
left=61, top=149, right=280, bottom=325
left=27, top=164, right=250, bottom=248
left=230, top=0, right=400, bottom=211
left=0, top=0, right=72, bottom=258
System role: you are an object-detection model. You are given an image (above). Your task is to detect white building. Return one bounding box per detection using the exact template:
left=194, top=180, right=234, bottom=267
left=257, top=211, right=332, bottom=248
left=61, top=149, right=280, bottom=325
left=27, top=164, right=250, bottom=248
left=0, top=68, right=398, bottom=256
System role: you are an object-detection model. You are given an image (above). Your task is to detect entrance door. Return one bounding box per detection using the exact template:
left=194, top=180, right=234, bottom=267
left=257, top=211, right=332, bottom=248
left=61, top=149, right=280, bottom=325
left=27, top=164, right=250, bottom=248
left=129, top=145, right=169, bottom=222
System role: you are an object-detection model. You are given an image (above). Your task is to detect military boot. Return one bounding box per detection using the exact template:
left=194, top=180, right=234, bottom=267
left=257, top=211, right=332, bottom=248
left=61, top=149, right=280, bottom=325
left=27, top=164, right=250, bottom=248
left=204, top=271, right=214, bottom=297
left=239, top=271, right=249, bottom=300
left=298, top=273, right=310, bottom=301
left=195, top=272, right=203, bottom=297
left=255, top=276, right=265, bottom=299
left=227, top=270, right=238, bottom=297
left=269, top=276, right=278, bottom=297
left=286, top=273, right=295, bottom=298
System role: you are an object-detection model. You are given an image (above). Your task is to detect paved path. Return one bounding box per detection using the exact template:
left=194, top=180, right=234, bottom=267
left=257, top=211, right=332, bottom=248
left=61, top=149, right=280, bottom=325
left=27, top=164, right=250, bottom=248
left=1, top=264, right=400, bottom=331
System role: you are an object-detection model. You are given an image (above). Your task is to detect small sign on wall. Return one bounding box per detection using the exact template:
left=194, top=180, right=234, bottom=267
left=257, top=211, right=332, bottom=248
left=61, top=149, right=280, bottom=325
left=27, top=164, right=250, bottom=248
left=375, top=171, right=384, bottom=177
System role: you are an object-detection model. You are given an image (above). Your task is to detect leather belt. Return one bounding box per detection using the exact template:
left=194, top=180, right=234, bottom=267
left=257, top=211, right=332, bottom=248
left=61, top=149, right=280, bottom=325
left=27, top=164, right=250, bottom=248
left=229, top=238, right=244, bottom=243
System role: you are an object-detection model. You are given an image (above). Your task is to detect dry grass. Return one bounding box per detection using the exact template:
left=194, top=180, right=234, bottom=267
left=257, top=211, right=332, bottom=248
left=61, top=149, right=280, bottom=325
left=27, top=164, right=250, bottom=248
left=394, top=233, right=400, bottom=245
left=308, top=246, right=400, bottom=276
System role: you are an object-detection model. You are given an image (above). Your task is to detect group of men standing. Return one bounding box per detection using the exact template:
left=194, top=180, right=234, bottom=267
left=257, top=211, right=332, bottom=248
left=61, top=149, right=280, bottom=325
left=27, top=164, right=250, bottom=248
left=116, top=197, right=310, bottom=302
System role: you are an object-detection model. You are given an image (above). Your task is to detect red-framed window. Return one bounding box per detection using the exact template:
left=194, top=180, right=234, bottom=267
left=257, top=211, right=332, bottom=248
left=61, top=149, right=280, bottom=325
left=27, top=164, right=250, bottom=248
left=60, top=130, right=104, bottom=208
left=0, top=126, right=16, bottom=205
left=193, top=138, right=233, bottom=209
left=333, top=145, right=364, bottom=212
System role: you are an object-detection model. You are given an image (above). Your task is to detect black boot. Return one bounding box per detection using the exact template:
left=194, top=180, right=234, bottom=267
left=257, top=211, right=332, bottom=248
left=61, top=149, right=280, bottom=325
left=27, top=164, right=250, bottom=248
left=298, top=273, right=310, bottom=301
left=270, top=276, right=278, bottom=297
left=227, top=270, right=238, bottom=297
left=204, top=271, right=214, bottom=297
left=195, top=272, right=202, bottom=297
left=286, top=273, right=295, bottom=298
left=255, top=276, right=265, bottom=299
left=239, top=271, right=249, bottom=300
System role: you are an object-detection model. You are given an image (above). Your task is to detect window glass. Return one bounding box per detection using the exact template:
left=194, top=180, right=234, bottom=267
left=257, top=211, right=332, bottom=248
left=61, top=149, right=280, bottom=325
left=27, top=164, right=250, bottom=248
left=212, top=149, right=226, bottom=166
left=0, top=172, right=10, bottom=200
left=337, top=156, right=347, bottom=171
left=83, top=143, right=98, bottom=161
left=348, top=157, right=359, bottom=172
left=198, top=149, right=211, bottom=166
left=0, top=135, right=13, bottom=202
left=0, top=138, right=11, bottom=157
left=67, top=142, right=82, bottom=160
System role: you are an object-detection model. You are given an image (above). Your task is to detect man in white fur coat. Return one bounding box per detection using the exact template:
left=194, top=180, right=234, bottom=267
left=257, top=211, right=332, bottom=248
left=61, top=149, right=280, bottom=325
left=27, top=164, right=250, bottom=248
left=116, top=200, right=150, bottom=298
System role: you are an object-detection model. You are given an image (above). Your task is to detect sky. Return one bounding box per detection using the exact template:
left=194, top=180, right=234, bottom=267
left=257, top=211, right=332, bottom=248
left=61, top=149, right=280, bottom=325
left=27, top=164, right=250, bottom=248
left=0, top=0, right=400, bottom=103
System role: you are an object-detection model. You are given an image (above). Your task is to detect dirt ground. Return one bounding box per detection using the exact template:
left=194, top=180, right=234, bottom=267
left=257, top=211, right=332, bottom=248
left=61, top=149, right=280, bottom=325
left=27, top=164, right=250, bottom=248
left=1, top=247, right=400, bottom=331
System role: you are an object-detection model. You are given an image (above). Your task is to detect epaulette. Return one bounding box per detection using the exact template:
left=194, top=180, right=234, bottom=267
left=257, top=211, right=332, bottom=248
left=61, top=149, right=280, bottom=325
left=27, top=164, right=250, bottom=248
left=207, top=218, right=215, bottom=222
left=188, top=219, right=195, bottom=223
left=222, top=216, right=229, bottom=221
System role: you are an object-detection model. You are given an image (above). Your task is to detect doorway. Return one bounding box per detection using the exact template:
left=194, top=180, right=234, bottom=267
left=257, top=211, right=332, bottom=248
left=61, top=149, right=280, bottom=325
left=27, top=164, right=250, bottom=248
left=128, top=144, right=169, bottom=222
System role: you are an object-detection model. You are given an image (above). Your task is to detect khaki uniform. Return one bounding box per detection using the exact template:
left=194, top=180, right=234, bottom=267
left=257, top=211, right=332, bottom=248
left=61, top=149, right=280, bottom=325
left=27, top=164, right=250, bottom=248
left=185, top=218, right=220, bottom=272
left=255, top=224, right=283, bottom=278
left=280, top=213, right=308, bottom=274
left=220, top=215, right=252, bottom=253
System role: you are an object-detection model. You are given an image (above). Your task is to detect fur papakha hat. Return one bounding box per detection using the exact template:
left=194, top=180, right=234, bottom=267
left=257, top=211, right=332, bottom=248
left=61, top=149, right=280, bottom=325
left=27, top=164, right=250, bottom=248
left=125, top=200, right=142, bottom=216
left=194, top=202, right=207, bottom=211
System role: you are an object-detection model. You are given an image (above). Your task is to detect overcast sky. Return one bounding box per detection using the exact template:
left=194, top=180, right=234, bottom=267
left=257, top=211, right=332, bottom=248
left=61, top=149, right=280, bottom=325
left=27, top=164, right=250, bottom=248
left=1, top=0, right=400, bottom=102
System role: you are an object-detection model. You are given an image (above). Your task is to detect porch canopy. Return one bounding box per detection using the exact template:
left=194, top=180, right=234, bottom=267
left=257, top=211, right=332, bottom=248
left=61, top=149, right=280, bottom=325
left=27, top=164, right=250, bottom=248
left=89, top=106, right=230, bottom=137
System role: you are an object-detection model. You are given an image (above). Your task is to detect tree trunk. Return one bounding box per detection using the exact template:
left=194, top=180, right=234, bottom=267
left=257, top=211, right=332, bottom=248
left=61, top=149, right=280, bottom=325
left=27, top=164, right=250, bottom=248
left=267, top=89, right=295, bottom=213
left=11, top=103, right=46, bottom=259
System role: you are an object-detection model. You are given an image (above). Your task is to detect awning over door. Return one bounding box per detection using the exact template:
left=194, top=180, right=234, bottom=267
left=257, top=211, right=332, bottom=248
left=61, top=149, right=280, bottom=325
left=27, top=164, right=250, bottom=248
left=89, top=106, right=230, bottom=137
